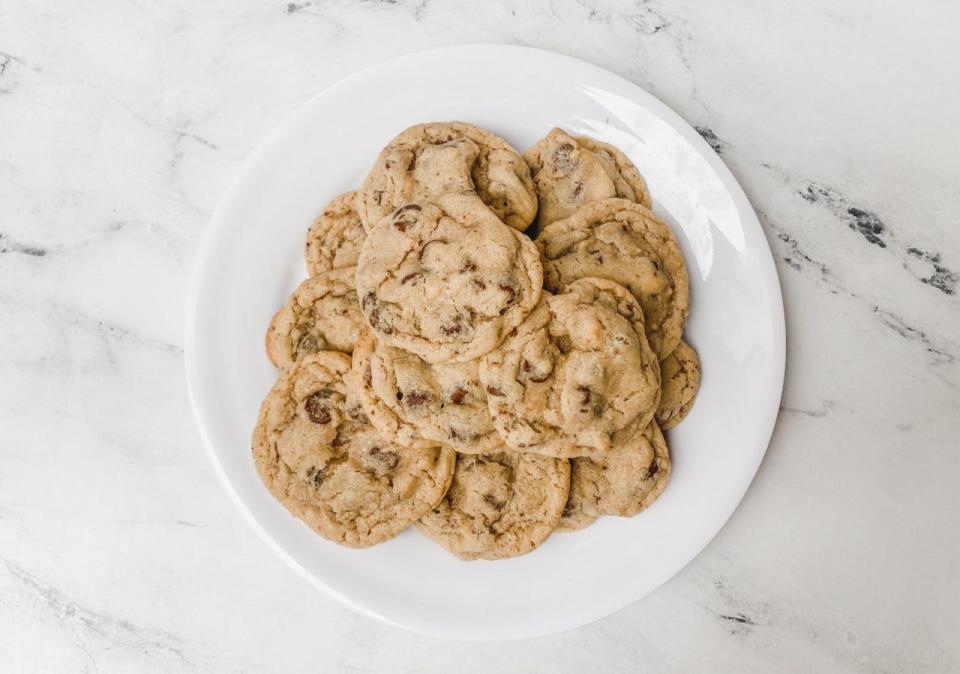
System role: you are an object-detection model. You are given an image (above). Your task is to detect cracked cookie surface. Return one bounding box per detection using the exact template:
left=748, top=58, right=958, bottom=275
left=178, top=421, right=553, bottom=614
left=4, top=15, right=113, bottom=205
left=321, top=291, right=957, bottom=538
left=566, top=421, right=671, bottom=519
left=355, top=193, right=543, bottom=364
left=357, top=122, right=537, bottom=232
left=524, top=128, right=651, bottom=232
left=265, top=267, right=366, bottom=367
left=656, top=340, right=701, bottom=429
left=352, top=332, right=501, bottom=453
left=416, top=450, right=570, bottom=560
left=479, top=278, right=660, bottom=458
left=537, top=198, right=689, bottom=359
left=305, top=191, right=367, bottom=276
left=252, top=352, right=456, bottom=547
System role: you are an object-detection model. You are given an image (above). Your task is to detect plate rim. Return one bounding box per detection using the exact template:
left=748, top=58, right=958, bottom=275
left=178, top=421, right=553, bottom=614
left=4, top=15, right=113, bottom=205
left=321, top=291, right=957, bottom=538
left=184, top=43, right=786, bottom=641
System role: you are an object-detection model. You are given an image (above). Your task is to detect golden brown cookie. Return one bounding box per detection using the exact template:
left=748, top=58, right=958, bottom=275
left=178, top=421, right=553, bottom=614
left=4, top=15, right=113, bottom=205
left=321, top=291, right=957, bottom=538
left=355, top=193, right=543, bottom=364
left=357, top=122, right=537, bottom=232
left=265, top=268, right=365, bottom=367
left=252, top=352, right=456, bottom=548
left=304, top=191, right=366, bottom=276
left=557, top=492, right=598, bottom=532
left=537, top=198, right=689, bottom=359
left=479, top=278, right=660, bottom=458
left=656, top=340, right=701, bottom=429
left=566, top=421, right=671, bottom=519
left=416, top=450, right=570, bottom=560
left=352, top=332, right=501, bottom=453
left=524, top=128, right=651, bottom=232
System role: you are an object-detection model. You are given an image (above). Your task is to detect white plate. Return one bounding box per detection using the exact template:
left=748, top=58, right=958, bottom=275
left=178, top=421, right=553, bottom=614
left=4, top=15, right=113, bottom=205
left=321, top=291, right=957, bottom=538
left=185, top=45, right=785, bottom=641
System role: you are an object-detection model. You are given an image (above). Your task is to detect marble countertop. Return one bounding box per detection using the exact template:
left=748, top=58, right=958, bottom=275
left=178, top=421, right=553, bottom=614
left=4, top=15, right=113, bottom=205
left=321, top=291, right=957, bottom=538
left=2, top=1, right=958, bottom=671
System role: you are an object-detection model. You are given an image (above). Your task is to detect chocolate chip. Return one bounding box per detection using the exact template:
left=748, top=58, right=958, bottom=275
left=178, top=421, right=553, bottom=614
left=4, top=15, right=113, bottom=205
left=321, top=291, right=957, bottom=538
left=486, top=385, right=505, bottom=397
left=400, top=271, right=423, bottom=284
left=460, top=260, right=477, bottom=273
left=396, top=391, right=403, bottom=400
left=404, top=391, right=432, bottom=407
left=346, top=403, right=368, bottom=424
left=472, top=278, right=487, bottom=290
left=368, top=446, right=400, bottom=471
left=361, top=292, right=377, bottom=312
left=648, top=460, right=659, bottom=476
left=499, top=282, right=517, bottom=306
left=577, top=385, right=591, bottom=407
left=393, top=204, right=421, bottom=216
left=304, top=392, right=332, bottom=424
left=294, top=334, right=320, bottom=359
left=441, top=321, right=462, bottom=336
left=307, top=466, right=325, bottom=486
left=556, top=335, right=574, bottom=354
left=417, top=238, right=448, bottom=261
left=450, top=387, right=467, bottom=404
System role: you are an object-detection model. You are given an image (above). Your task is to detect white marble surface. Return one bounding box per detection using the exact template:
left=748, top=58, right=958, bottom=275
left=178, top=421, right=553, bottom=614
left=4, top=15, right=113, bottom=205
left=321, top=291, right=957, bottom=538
left=1, top=0, right=958, bottom=671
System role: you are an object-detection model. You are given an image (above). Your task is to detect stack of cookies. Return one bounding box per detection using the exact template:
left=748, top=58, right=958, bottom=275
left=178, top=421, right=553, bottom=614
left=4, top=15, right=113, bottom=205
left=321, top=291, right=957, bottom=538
left=253, top=123, right=701, bottom=560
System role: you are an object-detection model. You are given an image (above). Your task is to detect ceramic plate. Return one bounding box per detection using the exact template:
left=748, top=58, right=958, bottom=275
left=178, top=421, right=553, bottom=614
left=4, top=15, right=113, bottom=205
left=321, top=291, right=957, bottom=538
left=185, top=45, right=785, bottom=640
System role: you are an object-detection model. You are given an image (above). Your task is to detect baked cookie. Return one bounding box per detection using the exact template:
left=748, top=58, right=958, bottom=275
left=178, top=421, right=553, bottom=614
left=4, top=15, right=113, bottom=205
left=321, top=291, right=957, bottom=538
left=357, top=122, right=537, bottom=232
left=656, top=340, right=701, bottom=430
left=557, top=492, right=597, bottom=532
left=305, top=191, right=366, bottom=276
left=252, top=352, right=456, bottom=547
left=524, top=128, right=651, bottom=232
left=567, top=421, right=670, bottom=519
left=355, top=193, right=543, bottom=364
left=352, top=332, right=501, bottom=453
left=416, top=450, right=570, bottom=560
left=537, top=198, right=689, bottom=359
left=265, top=268, right=365, bottom=367
left=479, top=278, right=660, bottom=458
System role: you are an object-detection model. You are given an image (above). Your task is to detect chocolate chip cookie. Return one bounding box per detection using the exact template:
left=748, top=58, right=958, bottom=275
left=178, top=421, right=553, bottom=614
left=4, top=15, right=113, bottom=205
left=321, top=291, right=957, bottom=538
left=479, top=278, right=660, bottom=458
left=524, top=128, right=651, bottom=232
left=355, top=193, right=543, bottom=364
left=305, top=191, right=367, bottom=276
left=566, top=421, right=671, bottom=519
left=352, top=332, right=501, bottom=453
left=656, top=340, right=701, bottom=430
left=537, top=198, right=690, bottom=359
left=357, top=122, right=537, bottom=232
left=416, top=450, right=570, bottom=560
left=557, top=494, right=597, bottom=532
left=252, top=352, right=456, bottom=547
left=265, top=267, right=366, bottom=367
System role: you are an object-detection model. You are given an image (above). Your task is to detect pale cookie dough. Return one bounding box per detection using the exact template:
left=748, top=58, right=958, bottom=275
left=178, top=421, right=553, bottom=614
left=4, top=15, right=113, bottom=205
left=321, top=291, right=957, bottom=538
left=252, top=352, right=456, bottom=548
left=357, top=122, right=537, bottom=232
left=416, top=450, right=570, bottom=560
left=524, top=128, right=651, bottom=232
left=355, top=193, right=543, bottom=364
left=305, top=191, right=367, bottom=276
left=537, top=198, right=690, bottom=359
left=567, top=421, right=671, bottom=519
left=352, top=332, right=501, bottom=453
left=479, top=278, right=660, bottom=458
left=655, top=339, right=701, bottom=430
left=265, top=267, right=365, bottom=367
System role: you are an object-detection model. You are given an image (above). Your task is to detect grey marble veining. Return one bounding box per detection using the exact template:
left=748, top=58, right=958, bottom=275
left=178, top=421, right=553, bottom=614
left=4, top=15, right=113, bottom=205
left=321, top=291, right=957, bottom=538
left=1, top=1, right=959, bottom=672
